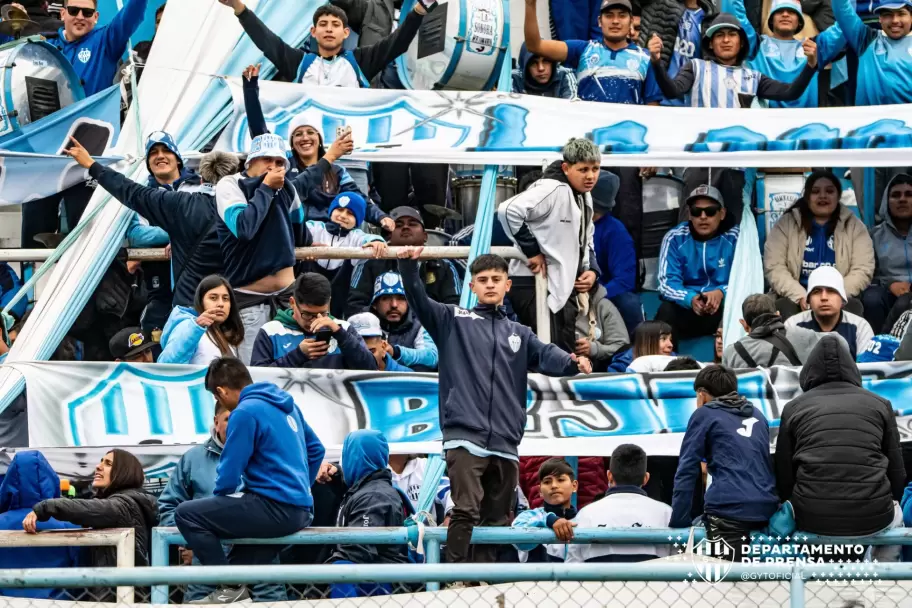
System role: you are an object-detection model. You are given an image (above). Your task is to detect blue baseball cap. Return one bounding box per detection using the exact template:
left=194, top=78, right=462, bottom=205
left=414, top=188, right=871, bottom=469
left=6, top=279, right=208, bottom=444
left=874, top=0, right=912, bottom=12
left=372, top=272, right=406, bottom=304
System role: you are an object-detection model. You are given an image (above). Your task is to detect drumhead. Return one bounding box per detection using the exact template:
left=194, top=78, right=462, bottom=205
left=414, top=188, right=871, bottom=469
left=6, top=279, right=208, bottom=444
left=396, top=0, right=509, bottom=91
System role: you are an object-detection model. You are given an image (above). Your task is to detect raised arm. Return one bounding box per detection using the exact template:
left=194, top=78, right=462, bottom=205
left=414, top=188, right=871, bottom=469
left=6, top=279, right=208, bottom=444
left=524, top=0, right=569, bottom=62
left=398, top=251, right=454, bottom=344
left=830, top=0, right=877, bottom=55
left=352, top=6, right=427, bottom=82
left=756, top=63, right=817, bottom=102
left=649, top=53, right=696, bottom=100
left=233, top=2, right=306, bottom=82
left=722, top=0, right=760, bottom=58
left=102, top=0, right=149, bottom=61
left=242, top=69, right=269, bottom=139
left=216, top=177, right=276, bottom=241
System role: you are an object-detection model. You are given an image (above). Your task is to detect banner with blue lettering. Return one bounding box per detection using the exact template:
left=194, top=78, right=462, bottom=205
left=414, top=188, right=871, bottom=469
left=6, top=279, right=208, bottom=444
left=9, top=360, right=912, bottom=478
left=217, top=79, right=912, bottom=167
left=0, top=85, right=121, bottom=205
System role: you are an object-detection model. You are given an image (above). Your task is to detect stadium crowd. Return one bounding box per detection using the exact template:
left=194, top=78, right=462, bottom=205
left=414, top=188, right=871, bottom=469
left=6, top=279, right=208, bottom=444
left=1, top=0, right=912, bottom=601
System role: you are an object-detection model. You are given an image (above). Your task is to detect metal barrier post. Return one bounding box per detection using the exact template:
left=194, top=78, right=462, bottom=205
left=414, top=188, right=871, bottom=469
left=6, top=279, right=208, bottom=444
left=151, top=528, right=170, bottom=604
left=425, top=538, right=441, bottom=592
left=114, top=529, right=135, bottom=604
left=534, top=271, right=551, bottom=344
left=789, top=563, right=804, bottom=608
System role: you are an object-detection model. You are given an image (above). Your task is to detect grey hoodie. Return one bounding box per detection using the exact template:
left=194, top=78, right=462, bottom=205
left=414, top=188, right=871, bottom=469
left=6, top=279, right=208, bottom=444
left=872, top=174, right=912, bottom=286
left=574, top=284, right=628, bottom=363
left=722, top=313, right=821, bottom=368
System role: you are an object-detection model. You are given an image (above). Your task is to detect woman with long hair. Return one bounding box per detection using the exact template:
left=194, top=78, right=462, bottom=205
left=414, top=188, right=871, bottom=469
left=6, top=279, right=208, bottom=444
left=23, top=449, right=158, bottom=569
left=608, top=321, right=675, bottom=372
left=158, top=275, right=244, bottom=364
left=764, top=170, right=873, bottom=319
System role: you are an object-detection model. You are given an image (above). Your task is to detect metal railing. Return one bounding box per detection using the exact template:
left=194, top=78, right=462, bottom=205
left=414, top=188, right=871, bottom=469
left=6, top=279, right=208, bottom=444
left=0, top=528, right=136, bottom=602
left=148, top=525, right=912, bottom=604
left=2, top=245, right=552, bottom=343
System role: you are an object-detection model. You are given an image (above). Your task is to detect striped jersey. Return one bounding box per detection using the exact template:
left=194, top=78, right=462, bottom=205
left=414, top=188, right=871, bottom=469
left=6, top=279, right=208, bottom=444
left=689, top=59, right=761, bottom=108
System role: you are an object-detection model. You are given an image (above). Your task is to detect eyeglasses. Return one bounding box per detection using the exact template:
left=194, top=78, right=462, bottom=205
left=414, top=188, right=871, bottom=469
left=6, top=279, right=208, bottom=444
left=66, top=6, right=96, bottom=18
left=297, top=308, right=328, bottom=325
left=690, top=206, right=721, bottom=218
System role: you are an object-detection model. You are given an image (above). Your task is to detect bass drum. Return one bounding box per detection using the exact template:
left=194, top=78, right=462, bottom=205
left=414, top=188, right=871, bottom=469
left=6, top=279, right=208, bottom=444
left=0, top=38, right=84, bottom=138
left=396, top=0, right=509, bottom=91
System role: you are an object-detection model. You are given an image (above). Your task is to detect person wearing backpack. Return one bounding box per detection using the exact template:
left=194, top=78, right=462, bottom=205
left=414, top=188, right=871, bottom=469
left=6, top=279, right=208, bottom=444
left=722, top=294, right=821, bottom=368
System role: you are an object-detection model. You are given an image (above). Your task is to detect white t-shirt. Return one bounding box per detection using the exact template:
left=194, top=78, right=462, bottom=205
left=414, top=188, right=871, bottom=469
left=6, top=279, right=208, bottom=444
left=189, top=333, right=237, bottom=366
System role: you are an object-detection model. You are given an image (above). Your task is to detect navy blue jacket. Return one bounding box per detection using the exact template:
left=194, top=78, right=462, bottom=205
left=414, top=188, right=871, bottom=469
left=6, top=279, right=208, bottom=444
left=215, top=173, right=312, bottom=288
left=48, top=0, right=147, bottom=95
left=594, top=213, right=637, bottom=300
left=215, top=383, right=326, bottom=508
left=511, top=43, right=577, bottom=99
left=242, top=76, right=389, bottom=226
left=670, top=393, right=779, bottom=527
left=399, top=260, right=580, bottom=456
left=250, top=311, right=377, bottom=371
left=89, top=163, right=224, bottom=307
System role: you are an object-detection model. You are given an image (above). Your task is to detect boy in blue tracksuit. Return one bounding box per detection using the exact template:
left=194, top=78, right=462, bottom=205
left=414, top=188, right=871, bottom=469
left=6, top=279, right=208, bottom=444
left=175, top=357, right=325, bottom=604
left=216, top=133, right=313, bottom=363
left=159, top=404, right=285, bottom=603
left=656, top=185, right=739, bottom=344
left=832, top=0, right=912, bottom=105
left=723, top=0, right=847, bottom=108
left=329, top=430, right=412, bottom=598
left=66, top=134, right=228, bottom=310
left=251, top=272, right=376, bottom=370
left=0, top=451, right=80, bottom=599
left=670, top=365, right=779, bottom=561
left=222, top=0, right=429, bottom=87
left=397, top=249, right=591, bottom=565
left=511, top=458, right=578, bottom=563
left=49, top=0, right=148, bottom=96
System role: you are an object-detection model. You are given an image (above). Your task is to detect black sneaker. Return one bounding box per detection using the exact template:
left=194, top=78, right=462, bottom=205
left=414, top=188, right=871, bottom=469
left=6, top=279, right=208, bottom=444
left=186, top=586, right=251, bottom=604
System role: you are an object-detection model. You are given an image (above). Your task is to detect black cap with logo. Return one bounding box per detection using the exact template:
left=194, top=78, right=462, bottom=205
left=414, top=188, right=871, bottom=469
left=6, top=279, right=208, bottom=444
left=109, top=327, right=156, bottom=360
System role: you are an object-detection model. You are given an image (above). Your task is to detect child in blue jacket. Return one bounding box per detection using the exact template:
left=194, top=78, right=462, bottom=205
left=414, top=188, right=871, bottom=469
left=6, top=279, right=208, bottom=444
left=511, top=458, right=578, bottom=562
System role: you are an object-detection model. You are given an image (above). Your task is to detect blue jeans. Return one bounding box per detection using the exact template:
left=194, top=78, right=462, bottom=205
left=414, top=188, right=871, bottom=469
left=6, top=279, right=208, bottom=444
left=609, top=291, right=645, bottom=338
left=175, top=493, right=312, bottom=568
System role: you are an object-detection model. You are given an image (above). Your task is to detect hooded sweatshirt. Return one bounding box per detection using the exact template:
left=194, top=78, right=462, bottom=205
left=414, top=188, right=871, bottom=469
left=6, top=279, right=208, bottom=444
left=0, top=452, right=79, bottom=598
left=776, top=335, right=905, bottom=536
left=511, top=43, right=578, bottom=99
left=722, top=312, right=821, bottom=368
left=332, top=430, right=410, bottom=564
left=251, top=309, right=377, bottom=370
left=872, top=174, right=912, bottom=287
left=215, top=382, right=326, bottom=508
left=832, top=0, right=912, bottom=105
left=48, top=0, right=147, bottom=96
left=158, top=434, right=223, bottom=527
left=499, top=160, right=597, bottom=313
left=670, top=392, right=779, bottom=527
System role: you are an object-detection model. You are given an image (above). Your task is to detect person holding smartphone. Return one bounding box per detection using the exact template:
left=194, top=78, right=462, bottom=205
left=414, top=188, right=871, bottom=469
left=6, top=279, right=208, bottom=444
left=250, top=272, right=376, bottom=370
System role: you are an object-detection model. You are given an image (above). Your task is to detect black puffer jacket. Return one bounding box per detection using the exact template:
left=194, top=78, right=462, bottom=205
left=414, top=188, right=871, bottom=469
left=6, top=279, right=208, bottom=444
left=33, top=488, right=159, bottom=567
left=775, top=335, right=905, bottom=536
left=638, top=0, right=717, bottom=68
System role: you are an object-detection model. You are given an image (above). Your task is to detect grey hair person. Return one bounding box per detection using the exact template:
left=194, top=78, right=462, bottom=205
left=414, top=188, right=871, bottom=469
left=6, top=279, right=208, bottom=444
left=562, top=137, right=601, bottom=165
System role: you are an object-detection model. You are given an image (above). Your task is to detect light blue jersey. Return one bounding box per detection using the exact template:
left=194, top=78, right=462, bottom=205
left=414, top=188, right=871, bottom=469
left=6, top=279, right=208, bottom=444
left=833, top=0, right=912, bottom=105
left=723, top=0, right=847, bottom=107
left=564, top=40, right=663, bottom=104
left=689, top=59, right=761, bottom=107
left=663, top=8, right=706, bottom=106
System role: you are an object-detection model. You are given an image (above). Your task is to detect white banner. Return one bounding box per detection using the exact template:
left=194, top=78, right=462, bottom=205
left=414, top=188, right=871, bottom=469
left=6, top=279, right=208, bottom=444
left=9, top=360, right=912, bottom=478
left=217, top=79, right=912, bottom=167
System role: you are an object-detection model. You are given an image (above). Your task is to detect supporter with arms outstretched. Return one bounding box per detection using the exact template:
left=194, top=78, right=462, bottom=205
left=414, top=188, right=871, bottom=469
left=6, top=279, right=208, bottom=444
left=66, top=136, right=231, bottom=310
left=524, top=0, right=662, bottom=104
left=397, top=248, right=591, bottom=568
left=831, top=0, right=912, bottom=105
left=241, top=64, right=392, bottom=230
left=723, top=0, right=846, bottom=107
left=647, top=13, right=818, bottom=107
left=219, top=0, right=431, bottom=87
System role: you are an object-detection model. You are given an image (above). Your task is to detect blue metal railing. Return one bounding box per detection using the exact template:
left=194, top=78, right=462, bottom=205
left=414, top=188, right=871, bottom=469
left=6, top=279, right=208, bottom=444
left=4, top=562, right=912, bottom=608
left=149, top=526, right=912, bottom=603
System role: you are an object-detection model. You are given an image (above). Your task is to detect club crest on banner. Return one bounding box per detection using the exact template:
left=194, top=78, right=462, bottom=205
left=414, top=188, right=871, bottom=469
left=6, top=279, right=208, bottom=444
left=691, top=537, right=735, bottom=584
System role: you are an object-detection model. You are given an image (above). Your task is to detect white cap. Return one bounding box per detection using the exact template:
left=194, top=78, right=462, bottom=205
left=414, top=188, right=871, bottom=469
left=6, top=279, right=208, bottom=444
left=348, top=312, right=384, bottom=338
left=245, top=133, right=290, bottom=171
left=807, top=266, right=847, bottom=303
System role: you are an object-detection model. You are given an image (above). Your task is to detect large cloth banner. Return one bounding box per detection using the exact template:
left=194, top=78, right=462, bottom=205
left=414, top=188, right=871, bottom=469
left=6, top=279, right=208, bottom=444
left=218, top=79, right=912, bottom=167
left=0, top=85, right=122, bottom=205
left=9, top=360, right=912, bottom=478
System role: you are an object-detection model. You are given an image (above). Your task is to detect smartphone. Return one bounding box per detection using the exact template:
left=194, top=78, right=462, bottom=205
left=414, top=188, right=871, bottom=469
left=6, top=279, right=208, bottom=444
left=335, top=125, right=352, bottom=139
left=315, top=328, right=334, bottom=344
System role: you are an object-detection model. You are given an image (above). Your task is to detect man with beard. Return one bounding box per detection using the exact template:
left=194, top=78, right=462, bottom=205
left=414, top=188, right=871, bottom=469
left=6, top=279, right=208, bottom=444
left=370, top=272, right=437, bottom=371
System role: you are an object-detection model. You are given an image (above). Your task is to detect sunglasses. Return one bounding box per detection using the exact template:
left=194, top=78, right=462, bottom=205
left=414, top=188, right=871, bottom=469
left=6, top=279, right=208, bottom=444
left=66, top=6, right=96, bottom=18
left=690, top=206, right=721, bottom=218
